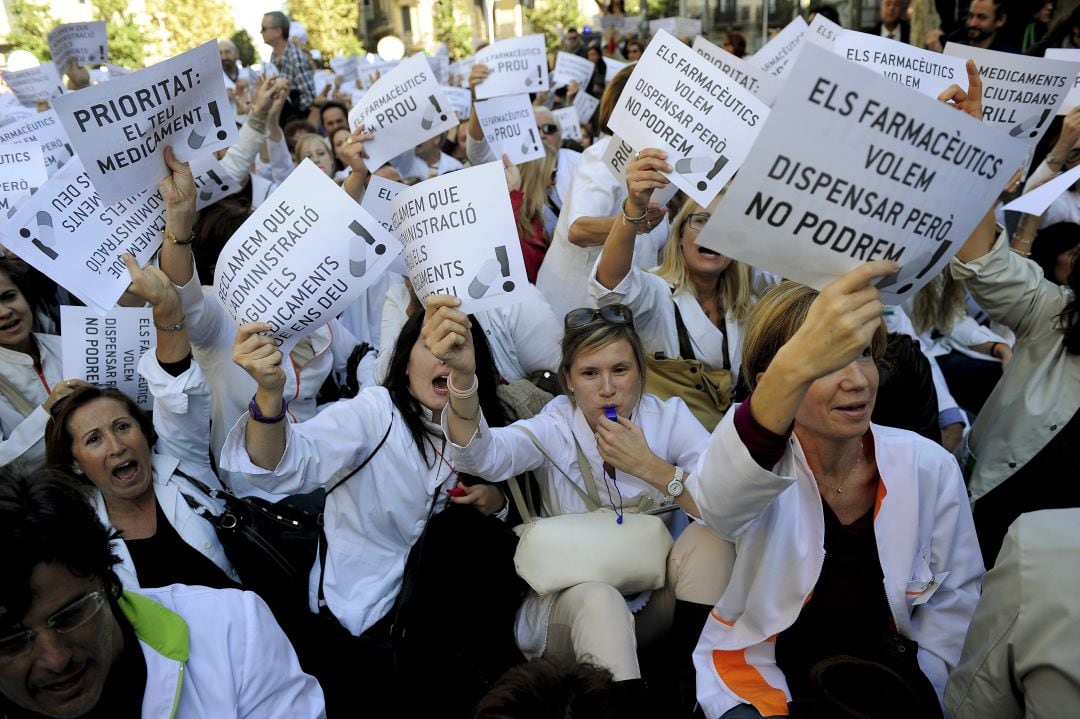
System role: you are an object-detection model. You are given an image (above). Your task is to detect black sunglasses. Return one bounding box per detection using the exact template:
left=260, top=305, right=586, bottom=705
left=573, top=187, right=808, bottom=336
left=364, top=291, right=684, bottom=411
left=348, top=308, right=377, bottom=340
left=539, top=123, right=559, bottom=135
left=564, top=304, right=634, bottom=330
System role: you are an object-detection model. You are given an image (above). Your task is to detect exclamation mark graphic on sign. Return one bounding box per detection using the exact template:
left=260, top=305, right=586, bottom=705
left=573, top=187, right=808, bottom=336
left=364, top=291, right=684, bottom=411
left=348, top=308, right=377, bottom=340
left=187, top=101, right=228, bottom=149
left=348, top=220, right=386, bottom=277
left=199, top=169, right=231, bottom=202
left=468, top=245, right=515, bottom=298
left=19, top=211, right=58, bottom=260
left=526, top=65, right=543, bottom=87
left=521, top=128, right=539, bottom=155
left=675, top=155, right=730, bottom=192
left=876, top=240, right=954, bottom=294
left=420, top=95, right=448, bottom=130
left=1010, top=108, right=1052, bottom=138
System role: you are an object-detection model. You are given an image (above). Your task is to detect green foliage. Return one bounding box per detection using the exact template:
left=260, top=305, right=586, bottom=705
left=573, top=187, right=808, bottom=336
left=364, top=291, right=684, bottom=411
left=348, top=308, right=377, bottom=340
left=433, top=0, right=474, bottom=60
left=231, top=29, right=257, bottom=68
left=92, top=0, right=148, bottom=67
left=287, top=0, right=365, bottom=58
left=524, top=0, right=584, bottom=55
left=5, top=0, right=56, bottom=61
left=148, top=0, right=234, bottom=54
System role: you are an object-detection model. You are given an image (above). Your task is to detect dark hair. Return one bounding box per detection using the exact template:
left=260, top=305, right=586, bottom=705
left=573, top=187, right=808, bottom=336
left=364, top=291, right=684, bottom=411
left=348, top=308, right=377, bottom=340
left=624, top=39, right=644, bottom=55
left=724, top=32, right=748, bottom=57
left=810, top=4, right=842, bottom=24
left=1030, top=222, right=1079, bottom=284
left=263, top=11, right=290, bottom=38
left=382, top=310, right=508, bottom=459
left=45, top=386, right=156, bottom=469
left=320, top=101, right=348, bottom=124
left=1063, top=247, right=1080, bottom=355
left=0, top=257, right=48, bottom=334
left=474, top=659, right=618, bottom=718
left=0, top=467, right=123, bottom=622
left=192, top=197, right=252, bottom=283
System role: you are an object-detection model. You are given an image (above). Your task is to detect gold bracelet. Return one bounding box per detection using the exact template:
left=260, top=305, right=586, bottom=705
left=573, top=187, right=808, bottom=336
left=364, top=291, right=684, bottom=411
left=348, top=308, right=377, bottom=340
left=165, top=227, right=195, bottom=246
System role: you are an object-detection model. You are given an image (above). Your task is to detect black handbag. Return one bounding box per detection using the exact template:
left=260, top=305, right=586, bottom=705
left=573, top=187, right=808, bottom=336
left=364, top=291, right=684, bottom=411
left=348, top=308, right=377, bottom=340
left=179, top=418, right=393, bottom=613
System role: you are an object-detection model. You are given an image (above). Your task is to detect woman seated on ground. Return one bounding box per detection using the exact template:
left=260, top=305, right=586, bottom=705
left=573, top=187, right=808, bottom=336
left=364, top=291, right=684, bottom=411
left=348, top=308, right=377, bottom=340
left=592, top=149, right=775, bottom=429
left=45, top=253, right=238, bottom=592
left=687, top=262, right=984, bottom=719
left=430, top=293, right=733, bottom=711
left=222, top=307, right=524, bottom=717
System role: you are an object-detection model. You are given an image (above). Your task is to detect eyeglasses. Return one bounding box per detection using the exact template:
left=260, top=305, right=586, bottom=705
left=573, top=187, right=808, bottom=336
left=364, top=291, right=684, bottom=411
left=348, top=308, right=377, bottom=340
left=0, top=592, right=106, bottom=660
left=686, top=213, right=711, bottom=232
left=538, top=124, right=559, bottom=135
left=564, top=304, right=634, bottom=330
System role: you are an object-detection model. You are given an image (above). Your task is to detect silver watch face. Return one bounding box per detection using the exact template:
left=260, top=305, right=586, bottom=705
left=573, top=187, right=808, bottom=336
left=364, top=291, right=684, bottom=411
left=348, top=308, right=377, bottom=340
left=667, top=477, right=684, bottom=497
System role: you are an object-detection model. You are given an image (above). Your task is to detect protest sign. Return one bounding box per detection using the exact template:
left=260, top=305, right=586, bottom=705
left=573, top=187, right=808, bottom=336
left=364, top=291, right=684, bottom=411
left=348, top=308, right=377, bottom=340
left=329, top=55, right=359, bottom=83
left=390, top=161, right=528, bottom=313
left=601, top=134, right=679, bottom=206
left=0, top=143, right=47, bottom=216
left=552, top=52, right=594, bottom=89
left=60, top=306, right=153, bottom=409
left=692, top=35, right=780, bottom=105
left=47, top=22, right=108, bottom=70
left=52, top=40, right=238, bottom=204
left=835, top=33, right=966, bottom=98
left=361, top=175, right=408, bottom=275
left=1045, top=49, right=1080, bottom=114
left=608, top=29, right=769, bottom=206
left=347, top=53, right=459, bottom=171
left=650, top=17, right=702, bottom=39
left=698, top=43, right=1028, bottom=304
left=805, top=12, right=843, bottom=49
left=427, top=54, right=450, bottom=85
left=474, top=95, right=546, bottom=164
left=574, top=91, right=600, bottom=122
left=449, top=56, right=475, bottom=86
left=0, top=110, right=75, bottom=177
left=474, top=35, right=549, bottom=99
left=944, top=43, right=1076, bottom=145
left=552, top=106, right=583, bottom=141
left=604, top=57, right=629, bottom=84
left=749, top=16, right=807, bottom=78
left=190, top=154, right=240, bottom=210
left=0, top=97, right=35, bottom=127
left=441, top=85, right=473, bottom=120
left=1003, top=164, right=1080, bottom=215
left=213, top=160, right=401, bottom=352
left=2, top=157, right=165, bottom=313
left=2, top=63, right=65, bottom=107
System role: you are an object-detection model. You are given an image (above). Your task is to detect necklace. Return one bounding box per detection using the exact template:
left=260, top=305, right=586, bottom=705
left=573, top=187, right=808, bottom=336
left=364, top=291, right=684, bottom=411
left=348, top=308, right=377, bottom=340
left=814, top=449, right=865, bottom=495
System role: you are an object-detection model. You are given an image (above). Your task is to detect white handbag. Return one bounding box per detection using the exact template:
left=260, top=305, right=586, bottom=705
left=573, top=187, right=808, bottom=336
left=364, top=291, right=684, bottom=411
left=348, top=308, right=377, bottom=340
left=507, top=427, right=674, bottom=596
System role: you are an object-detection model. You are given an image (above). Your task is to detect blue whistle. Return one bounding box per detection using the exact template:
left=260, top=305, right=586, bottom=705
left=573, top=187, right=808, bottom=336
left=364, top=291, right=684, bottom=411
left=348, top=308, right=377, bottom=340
left=604, top=406, right=617, bottom=421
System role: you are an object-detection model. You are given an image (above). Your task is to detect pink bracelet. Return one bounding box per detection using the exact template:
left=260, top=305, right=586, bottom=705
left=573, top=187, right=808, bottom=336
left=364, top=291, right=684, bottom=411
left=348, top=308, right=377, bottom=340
left=448, top=374, right=478, bottom=398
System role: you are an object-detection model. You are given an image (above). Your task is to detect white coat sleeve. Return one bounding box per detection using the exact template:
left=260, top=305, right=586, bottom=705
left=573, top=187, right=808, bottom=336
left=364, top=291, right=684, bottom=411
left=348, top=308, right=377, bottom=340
left=466, top=132, right=497, bottom=166
left=588, top=259, right=677, bottom=356
left=0, top=406, right=49, bottom=468
left=176, top=274, right=229, bottom=349
left=265, top=134, right=295, bottom=184
left=139, top=352, right=218, bottom=484
left=446, top=412, right=556, bottom=482
left=219, top=121, right=268, bottom=186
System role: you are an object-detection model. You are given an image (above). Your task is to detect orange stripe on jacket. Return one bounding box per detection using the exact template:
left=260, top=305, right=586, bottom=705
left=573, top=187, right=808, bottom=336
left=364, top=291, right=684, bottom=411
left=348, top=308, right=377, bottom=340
left=712, top=649, right=789, bottom=716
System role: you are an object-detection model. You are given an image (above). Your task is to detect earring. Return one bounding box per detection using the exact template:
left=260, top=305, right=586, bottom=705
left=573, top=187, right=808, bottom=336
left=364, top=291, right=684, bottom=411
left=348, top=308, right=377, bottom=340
left=71, top=466, right=83, bottom=475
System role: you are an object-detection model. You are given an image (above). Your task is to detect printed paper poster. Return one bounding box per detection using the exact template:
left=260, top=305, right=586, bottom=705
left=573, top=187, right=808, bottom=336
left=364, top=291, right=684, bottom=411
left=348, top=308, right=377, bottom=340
left=474, top=35, right=549, bottom=99
left=60, top=306, right=153, bottom=409
left=47, top=22, right=109, bottom=70
left=474, top=94, right=546, bottom=164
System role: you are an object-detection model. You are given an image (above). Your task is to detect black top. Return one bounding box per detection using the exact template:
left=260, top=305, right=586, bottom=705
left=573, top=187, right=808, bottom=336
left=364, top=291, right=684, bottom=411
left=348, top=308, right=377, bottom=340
left=774, top=498, right=893, bottom=701
left=124, top=499, right=239, bottom=591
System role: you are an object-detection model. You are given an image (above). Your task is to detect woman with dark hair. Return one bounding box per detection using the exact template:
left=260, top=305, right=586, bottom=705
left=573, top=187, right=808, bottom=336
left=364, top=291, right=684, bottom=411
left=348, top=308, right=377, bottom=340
left=585, top=42, right=608, bottom=99
left=0, top=258, right=88, bottom=472
left=1030, top=222, right=1079, bottom=284
left=223, top=306, right=524, bottom=716
left=688, top=264, right=982, bottom=719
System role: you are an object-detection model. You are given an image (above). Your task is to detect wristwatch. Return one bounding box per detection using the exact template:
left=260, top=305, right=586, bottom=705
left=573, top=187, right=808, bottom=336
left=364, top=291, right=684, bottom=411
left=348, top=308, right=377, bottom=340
left=665, top=467, right=686, bottom=502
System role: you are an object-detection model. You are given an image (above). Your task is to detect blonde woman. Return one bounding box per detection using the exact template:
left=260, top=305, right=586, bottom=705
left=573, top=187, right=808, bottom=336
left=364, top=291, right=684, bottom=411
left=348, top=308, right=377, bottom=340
left=503, top=147, right=557, bottom=283
left=293, top=132, right=335, bottom=178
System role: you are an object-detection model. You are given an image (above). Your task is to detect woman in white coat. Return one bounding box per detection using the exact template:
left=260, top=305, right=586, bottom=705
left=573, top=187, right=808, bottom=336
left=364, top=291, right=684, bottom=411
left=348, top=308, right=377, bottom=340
left=428, top=293, right=733, bottom=711
left=687, top=262, right=984, bottom=719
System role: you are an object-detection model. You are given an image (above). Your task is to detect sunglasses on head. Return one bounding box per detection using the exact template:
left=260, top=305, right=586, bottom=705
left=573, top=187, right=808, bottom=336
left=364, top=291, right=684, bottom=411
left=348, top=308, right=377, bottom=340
left=539, top=123, right=559, bottom=135
left=564, top=304, right=634, bottom=330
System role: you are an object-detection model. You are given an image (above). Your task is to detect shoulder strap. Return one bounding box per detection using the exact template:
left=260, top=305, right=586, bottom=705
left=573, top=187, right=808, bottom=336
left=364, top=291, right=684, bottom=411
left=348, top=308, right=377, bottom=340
left=671, top=295, right=696, bottom=361
left=0, top=373, right=38, bottom=418
left=511, top=425, right=600, bottom=511
left=325, top=416, right=394, bottom=498
left=507, top=475, right=536, bottom=524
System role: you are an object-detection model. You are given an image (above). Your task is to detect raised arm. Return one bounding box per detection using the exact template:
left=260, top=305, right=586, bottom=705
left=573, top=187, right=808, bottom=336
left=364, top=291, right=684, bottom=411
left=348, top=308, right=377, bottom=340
left=595, top=148, right=670, bottom=289
left=340, top=125, right=375, bottom=202
left=422, top=294, right=478, bottom=447
left=157, top=147, right=197, bottom=286
left=231, top=322, right=288, bottom=469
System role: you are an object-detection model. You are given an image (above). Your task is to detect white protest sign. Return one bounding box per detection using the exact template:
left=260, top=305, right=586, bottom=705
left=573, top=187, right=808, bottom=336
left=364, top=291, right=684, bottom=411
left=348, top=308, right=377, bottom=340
left=213, top=160, right=401, bottom=352
left=52, top=40, right=238, bottom=204
left=552, top=52, right=594, bottom=89
left=60, top=306, right=153, bottom=409
left=750, top=16, right=807, bottom=78
left=361, top=175, right=408, bottom=275
left=474, top=95, right=545, bottom=164
left=0, top=143, right=48, bottom=217
left=329, top=55, right=359, bottom=83
left=474, top=35, right=549, bottom=99
left=427, top=55, right=450, bottom=85
left=835, top=33, right=967, bottom=98
left=698, top=43, right=1028, bottom=304
left=2, top=63, right=65, bottom=107
left=604, top=57, right=629, bottom=84
left=1, top=110, right=76, bottom=178
left=805, top=12, right=843, bottom=49
left=391, top=161, right=528, bottom=313
left=692, top=35, right=780, bottom=105
left=1045, top=49, right=1080, bottom=114
left=601, top=134, right=679, bottom=206
left=347, top=53, right=459, bottom=171
left=47, top=22, right=109, bottom=70
left=574, top=91, right=600, bottom=122
left=2, top=157, right=165, bottom=313
left=609, top=30, right=769, bottom=206
left=552, top=106, right=582, bottom=141
left=313, top=69, right=335, bottom=98
left=944, top=42, right=1076, bottom=145
left=449, top=56, right=475, bottom=86
left=1003, top=164, right=1080, bottom=215
left=190, top=154, right=240, bottom=210
left=440, top=85, right=473, bottom=120
left=650, top=17, right=701, bottom=39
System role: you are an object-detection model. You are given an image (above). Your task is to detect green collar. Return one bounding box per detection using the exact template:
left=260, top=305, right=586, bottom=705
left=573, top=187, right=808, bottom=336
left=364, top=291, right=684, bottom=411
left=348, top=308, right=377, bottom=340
left=117, top=591, right=190, bottom=662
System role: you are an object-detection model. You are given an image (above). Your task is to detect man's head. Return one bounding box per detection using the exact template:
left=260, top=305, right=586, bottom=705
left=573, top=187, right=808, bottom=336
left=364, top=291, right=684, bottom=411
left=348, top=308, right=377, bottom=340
left=320, top=102, right=348, bottom=137
left=0, top=469, right=124, bottom=718
left=967, top=0, right=1006, bottom=46
left=219, top=39, right=238, bottom=74
left=534, top=107, right=562, bottom=149
left=566, top=28, right=581, bottom=49
left=261, top=11, right=290, bottom=51
left=880, top=0, right=903, bottom=28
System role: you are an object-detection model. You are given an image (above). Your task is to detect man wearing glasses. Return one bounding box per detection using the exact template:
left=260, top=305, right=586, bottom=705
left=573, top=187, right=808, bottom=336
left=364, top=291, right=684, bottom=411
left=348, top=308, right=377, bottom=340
left=0, top=469, right=325, bottom=718
left=260, top=11, right=317, bottom=126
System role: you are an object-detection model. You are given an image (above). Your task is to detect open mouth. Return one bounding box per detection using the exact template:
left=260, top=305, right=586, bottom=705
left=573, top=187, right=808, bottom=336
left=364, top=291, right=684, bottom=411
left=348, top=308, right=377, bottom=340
left=112, top=460, right=139, bottom=483
left=696, top=245, right=721, bottom=257
left=834, top=402, right=869, bottom=417
left=432, top=376, right=449, bottom=396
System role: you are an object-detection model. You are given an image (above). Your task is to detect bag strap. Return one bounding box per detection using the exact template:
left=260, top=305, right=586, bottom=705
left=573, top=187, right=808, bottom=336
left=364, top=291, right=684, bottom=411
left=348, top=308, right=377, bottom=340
left=0, top=373, right=38, bottom=418
left=512, top=425, right=600, bottom=512
left=507, top=475, right=535, bottom=524
left=325, top=416, right=394, bottom=499
left=671, top=299, right=697, bottom=362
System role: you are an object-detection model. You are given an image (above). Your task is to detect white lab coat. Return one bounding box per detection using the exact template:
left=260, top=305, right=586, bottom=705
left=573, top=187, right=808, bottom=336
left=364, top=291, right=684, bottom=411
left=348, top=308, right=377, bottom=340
left=0, top=333, right=60, bottom=472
